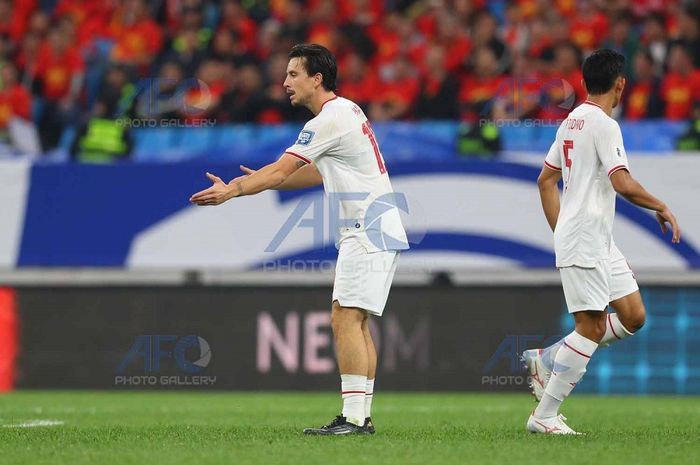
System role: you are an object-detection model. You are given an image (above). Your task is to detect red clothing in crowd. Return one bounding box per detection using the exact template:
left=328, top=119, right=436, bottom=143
left=625, top=81, right=654, bottom=120
left=378, top=77, right=420, bottom=108
left=35, top=43, right=85, bottom=101
left=340, top=73, right=381, bottom=107
left=109, top=15, right=163, bottom=64
left=0, top=0, right=35, bottom=43
left=0, top=85, right=32, bottom=128
left=570, top=12, right=608, bottom=50
left=55, top=0, right=114, bottom=48
left=661, top=71, right=700, bottom=120
left=459, top=74, right=506, bottom=120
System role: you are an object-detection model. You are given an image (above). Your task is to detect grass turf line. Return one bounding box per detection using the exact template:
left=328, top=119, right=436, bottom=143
left=0, top=392, right=698, bottom=465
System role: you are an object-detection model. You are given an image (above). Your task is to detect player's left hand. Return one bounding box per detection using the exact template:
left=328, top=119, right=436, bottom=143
left=656, top=209, right=681, bottom=243
left=190, top=172, right=232, bottom=206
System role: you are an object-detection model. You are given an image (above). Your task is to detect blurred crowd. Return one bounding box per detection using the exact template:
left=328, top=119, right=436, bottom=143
left=0, top=0, right=699, bottom=154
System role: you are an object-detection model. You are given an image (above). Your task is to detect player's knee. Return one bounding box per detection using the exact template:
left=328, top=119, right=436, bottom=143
left=574, top=312, right=606, bottom=342
left=330, top=302, right=363, bottom=334
left=621, top=305, right=646, bottom=333
left=591, top=317, right=607, bottom=342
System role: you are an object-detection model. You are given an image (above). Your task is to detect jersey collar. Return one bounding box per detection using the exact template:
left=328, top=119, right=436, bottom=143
left=320, top=95, right=339, bottom=111
left=583, top=100, right=603, bottom=109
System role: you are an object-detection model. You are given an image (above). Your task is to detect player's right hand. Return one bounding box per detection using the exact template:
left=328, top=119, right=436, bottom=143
left=656, top=209, right=681, bottom=243
left=231, top=165, right=256, bottom=183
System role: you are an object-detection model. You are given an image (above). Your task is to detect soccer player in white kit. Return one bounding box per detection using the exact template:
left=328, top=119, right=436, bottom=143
left=190, top=44, right=408, bottom=435
left=523, top=49, right=681, bottom=434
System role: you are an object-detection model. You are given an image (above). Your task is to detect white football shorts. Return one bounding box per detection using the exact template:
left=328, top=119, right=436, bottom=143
left=332, top=238, right=400, bottom=316
left=560, top=247, right=639, bottom=313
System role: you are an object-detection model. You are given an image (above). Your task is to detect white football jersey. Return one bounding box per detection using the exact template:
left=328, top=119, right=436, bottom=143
left=285, top=96, right=408, bottom=252
left=544, top=100, right=629, bottom=268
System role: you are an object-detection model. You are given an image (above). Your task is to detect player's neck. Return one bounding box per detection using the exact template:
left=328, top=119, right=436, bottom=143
left=309, top=91, right=337, bottom=115
left=584, top=94, right=614, bottom=116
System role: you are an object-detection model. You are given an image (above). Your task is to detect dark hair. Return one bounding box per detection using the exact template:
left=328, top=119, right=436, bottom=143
left=582, top=49, right=625, bottom=94
left=289, top=43, right=337, bottom=92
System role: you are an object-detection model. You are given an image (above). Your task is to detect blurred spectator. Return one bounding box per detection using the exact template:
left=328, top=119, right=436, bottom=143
left=279, top=0, right=308, bottom=45
left=258, top=51, right=309, bottom=122
left=338, top=52, right=380, bottom=112
left=93, top=65, right=133, bottom=120
left=569, top=0, right=608, bottom=53
left=369, top=55, right=419, bottom=121
left=160, top=26, right=207, bottom=76
left=471, top=11, right=506, bottom=64
left=642, top=12, right=669, bottom=69
left=218, top=0, right=258, bottom=54
left=603, top=10, right=639, bottom=77
left=460, top=45, right=505, bottom=122
left=672, top=4, right=700, bottom=67
left=217, top=64, right=265, bottom=122
left=491, top=52, right=540, bottom=121
left=109, top=0, right=163, bottom=71
left=623, top=49, right=663, bottom=120
left=135, top=61, right=185, bottom=121
left=182, top=59, right=228, bottom=122
left=0, top=62, right=32, bottom=130
left=0, top=0, right=34, bottom=45
left=35, top=26, right=84, bottom=150
left=660, top=43, right=700, bottom=120
left=537, top=42, right=585, bottom=121
left=415, top=45, right=459, bottom=120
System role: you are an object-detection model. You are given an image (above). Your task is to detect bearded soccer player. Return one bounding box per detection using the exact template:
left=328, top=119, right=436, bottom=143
left=523, top=49, right=681, bottom=434
left=190, top=44, right=408, bottom=435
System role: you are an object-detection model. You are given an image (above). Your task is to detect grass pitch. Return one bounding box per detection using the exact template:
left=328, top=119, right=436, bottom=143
left=0, top=391, right=698, bottom=465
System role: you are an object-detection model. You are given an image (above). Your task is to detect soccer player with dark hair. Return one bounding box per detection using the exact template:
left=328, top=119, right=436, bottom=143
left=523, top=49, right=681, bottom=434
left=190, top=43, right=408, bottom=435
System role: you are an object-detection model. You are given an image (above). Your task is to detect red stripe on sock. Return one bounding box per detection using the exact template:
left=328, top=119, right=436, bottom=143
left=563, top=341, right=591, bottom=358
left=341, top=390, right=366, bottom=395
left=608, top=313, right=621, bottom=339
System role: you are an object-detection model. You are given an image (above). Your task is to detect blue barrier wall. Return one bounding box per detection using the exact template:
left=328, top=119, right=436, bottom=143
left=565, top=288, right=700, bottom=395
left=97, top=120, right=691, bottom=163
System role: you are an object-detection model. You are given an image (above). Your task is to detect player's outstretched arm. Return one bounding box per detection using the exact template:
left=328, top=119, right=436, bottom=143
left=189, top=154, right=305, bottom=205
left=537, top=165, right=562, bottom=232
left=231, top=163, right=323, bottom=190
left=610, top=169, right=681, bottom=243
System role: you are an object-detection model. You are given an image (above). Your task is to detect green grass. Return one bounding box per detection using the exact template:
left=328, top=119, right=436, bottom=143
left=0, top=392, right=698, bottom=465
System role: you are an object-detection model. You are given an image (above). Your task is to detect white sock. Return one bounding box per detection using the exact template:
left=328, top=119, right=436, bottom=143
left=534, top=331, right=597, bottom=419
left=365, top=379, right=375, bottom=419
left=341, top=374, right=366, bottom=426
left=599, top=312, right=635, bottom=347
left=540, top=339, right=564, bottom=371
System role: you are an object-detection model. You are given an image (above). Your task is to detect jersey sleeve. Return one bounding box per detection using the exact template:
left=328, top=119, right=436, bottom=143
left=284, top=115, right=339, bottom=164
left=543, top=140, right=562, bottom=171
left=595, top=120, right=629, bottom=177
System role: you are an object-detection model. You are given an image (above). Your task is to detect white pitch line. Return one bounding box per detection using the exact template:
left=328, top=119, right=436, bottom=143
left=2, top=419, right=64, bottom=428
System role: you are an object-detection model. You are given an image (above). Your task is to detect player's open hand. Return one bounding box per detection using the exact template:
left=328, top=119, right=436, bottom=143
left=231, top=165, right=256, bottom=183
left=190, top=172, right=233, bottom=206
left=656, top=209, right=681, bottom=243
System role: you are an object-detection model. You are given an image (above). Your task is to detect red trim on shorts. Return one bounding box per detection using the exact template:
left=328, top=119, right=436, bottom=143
left=321, top=95, right=339, bottom=110
left=284, top=151, right=311, bottom=164
left=608, top=313, right=622, bottom=339
left=608, top=165, right=628, bottom=176
left=341, top=390, right=366, bottom=395
left=563, top=341, right=591, bottom=358
left=544, top=161, right=562, bottom=171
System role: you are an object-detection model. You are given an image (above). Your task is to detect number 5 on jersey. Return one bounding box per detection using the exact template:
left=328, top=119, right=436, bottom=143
left=362, top=121, right=386, bottom=174
left=563, top=139, right=573, bottom=191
